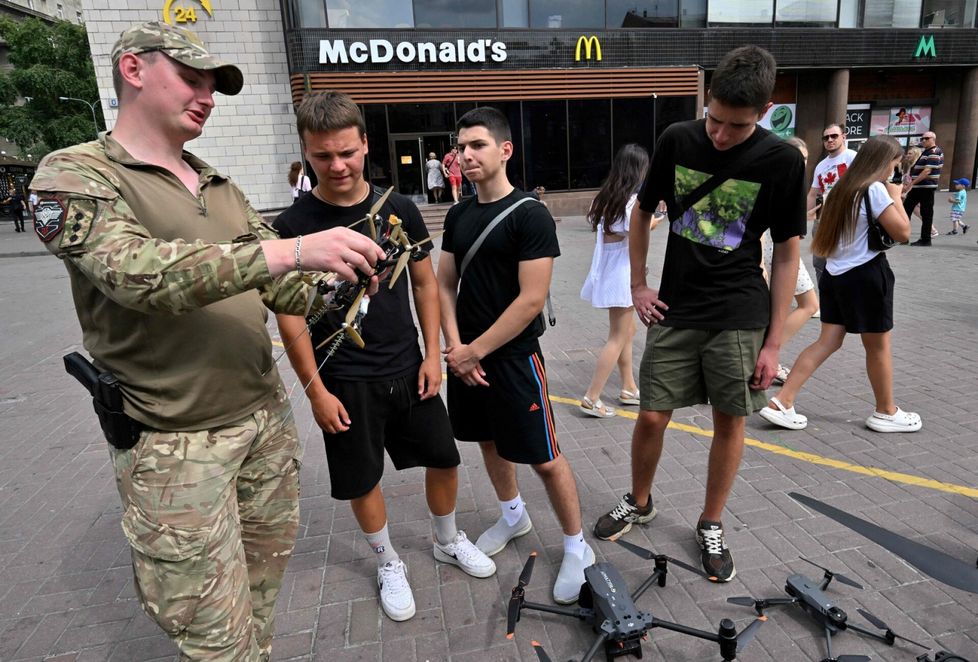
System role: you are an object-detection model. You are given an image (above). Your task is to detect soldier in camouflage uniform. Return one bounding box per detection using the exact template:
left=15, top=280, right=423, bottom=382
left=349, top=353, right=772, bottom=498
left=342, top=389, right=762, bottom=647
left=29, top=21, right=384, bottom=662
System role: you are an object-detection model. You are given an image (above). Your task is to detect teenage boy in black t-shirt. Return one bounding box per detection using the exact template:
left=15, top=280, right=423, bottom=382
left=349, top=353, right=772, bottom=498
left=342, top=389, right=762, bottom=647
left=437, top=107, right=594, bottom=605
left=274, top=91, right=495, bottom=624
left=593, top=46, right=806, bottom=583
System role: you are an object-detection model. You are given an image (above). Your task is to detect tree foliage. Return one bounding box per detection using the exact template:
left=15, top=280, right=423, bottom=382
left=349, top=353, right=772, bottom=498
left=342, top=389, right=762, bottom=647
left=0, top=17, right=104, bottom=160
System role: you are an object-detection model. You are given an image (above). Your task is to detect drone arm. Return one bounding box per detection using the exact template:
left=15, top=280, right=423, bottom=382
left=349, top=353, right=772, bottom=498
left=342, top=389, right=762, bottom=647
left=579, top=631, right=611, bottom=662
left=521, top=600, right=591, bottom=620
left=630, top=568, right=665, bottom=601
left=845, top=622, right=896, bottom=645
left=650, top=617, right=720, bottom=643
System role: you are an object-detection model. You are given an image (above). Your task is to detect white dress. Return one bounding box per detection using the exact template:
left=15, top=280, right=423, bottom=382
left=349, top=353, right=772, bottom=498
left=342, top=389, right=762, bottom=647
left=580, top=194, right=636, bottom=309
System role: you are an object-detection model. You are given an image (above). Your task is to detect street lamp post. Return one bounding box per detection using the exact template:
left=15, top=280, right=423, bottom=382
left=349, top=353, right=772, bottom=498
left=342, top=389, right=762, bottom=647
left=58, top=96, right=100, bottom=138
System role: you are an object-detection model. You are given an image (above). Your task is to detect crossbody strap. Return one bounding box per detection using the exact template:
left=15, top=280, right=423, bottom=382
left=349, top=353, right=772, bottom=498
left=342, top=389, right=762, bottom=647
left=459, top=196, right=539, bottom=276
left=673, top=133, right=782, bottom=220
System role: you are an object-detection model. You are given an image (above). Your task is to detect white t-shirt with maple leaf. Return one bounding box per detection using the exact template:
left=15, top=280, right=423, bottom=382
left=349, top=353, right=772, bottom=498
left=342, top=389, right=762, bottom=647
left=812, top=149, right=857, bottom=198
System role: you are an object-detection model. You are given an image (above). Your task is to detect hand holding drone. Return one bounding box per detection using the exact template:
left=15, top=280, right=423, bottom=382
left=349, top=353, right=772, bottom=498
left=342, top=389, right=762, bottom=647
left=507, top=540, right=764, bottom=662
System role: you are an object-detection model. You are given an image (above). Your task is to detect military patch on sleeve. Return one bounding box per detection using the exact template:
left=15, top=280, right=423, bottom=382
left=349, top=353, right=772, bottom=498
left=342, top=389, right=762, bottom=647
left=33, top=198, right=67, bottom=242
left=58, top=198, right=98, bottom=251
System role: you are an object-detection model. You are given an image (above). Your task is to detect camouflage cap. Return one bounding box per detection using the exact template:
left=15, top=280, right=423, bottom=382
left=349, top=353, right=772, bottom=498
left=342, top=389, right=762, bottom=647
left=111, top=21, right=243, bottom=96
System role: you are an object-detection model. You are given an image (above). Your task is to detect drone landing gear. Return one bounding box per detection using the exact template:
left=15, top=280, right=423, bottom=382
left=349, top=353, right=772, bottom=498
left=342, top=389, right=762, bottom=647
left=601, top=636, right=643, bottom=661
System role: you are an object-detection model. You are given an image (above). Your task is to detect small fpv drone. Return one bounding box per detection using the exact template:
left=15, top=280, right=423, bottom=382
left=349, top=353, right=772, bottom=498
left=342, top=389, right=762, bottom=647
left=727, top=557, right=930, bottom=662
left=507, top=540, right=764, bottom=662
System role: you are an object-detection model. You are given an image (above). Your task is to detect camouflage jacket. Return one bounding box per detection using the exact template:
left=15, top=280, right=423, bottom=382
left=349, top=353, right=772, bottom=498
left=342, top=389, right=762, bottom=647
left=30, top=134, right=318, bottom=431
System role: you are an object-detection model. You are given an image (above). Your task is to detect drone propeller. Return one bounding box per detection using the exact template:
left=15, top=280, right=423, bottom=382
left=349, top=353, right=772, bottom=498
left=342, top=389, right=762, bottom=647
left=388, top=251, right=412, bottom=289
left=727, top=596, right=797, bottom=615
left=735, top=616, right=767, bottom=653
left=800, top=557, right=864, bottom=589
left=827, top=656, right=871, bottom=662
left=506, top=552, right=537, bottom=639
left=313, top=288, right=367, bottom=351
left=789, top=492, right=978, bottom=596
left=614, top=538, right=708, bottom=578
left=856, top=608, right=929, bottom=649
left=530, top=641, right=554, bottom=662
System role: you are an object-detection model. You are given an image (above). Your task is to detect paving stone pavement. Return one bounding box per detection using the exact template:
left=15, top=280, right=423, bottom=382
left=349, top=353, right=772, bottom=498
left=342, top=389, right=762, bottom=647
left=1, top=200, right=976, bottom=662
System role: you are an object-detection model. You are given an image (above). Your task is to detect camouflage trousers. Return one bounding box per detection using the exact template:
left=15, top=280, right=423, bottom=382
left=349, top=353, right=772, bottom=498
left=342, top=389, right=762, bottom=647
left=110, top=386, right=300, bottom=662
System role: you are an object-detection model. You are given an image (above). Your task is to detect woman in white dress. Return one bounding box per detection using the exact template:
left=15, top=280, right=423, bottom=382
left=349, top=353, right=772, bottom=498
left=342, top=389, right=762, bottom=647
left=425, top=152, right=445, bottom=202
left=579, top=144, right=657, bottom=417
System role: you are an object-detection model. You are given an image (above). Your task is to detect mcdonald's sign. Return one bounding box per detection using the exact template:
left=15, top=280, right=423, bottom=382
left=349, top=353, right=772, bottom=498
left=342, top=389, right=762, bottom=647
left=575, top=35, right=602, bottom=62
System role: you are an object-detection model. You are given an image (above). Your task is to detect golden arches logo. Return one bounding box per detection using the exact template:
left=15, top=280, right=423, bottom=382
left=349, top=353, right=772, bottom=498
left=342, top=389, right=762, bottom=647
left=575, top=35, right=601, bottom=62
left=162, top=0, right=213, bottom=26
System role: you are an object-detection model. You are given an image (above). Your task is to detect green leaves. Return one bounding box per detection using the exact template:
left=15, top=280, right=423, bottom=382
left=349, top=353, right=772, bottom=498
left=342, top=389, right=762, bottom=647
left=0, top=17, right=103, bottom=159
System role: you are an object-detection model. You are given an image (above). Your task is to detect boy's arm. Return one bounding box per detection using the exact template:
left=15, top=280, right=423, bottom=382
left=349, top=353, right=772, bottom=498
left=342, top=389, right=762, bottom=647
left=755, top=237, right=800, bottom=390
left=274, top=313, right=351, bottom=433
left=407, top=255, right=442, bottom=399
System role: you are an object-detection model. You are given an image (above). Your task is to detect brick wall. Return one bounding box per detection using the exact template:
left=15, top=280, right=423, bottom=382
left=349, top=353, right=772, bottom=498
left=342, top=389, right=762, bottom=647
left=82, top=1, right=299, bottom=211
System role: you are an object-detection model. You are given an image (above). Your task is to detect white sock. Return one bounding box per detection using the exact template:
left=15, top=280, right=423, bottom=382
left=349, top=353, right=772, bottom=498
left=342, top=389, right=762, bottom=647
left=563, top=531, right=588, bottom=558
left=431, top=510, right=458, bottom=546
left=364, top=523, right=399, bottom=566
left=500, top=495, right=525, bottom=526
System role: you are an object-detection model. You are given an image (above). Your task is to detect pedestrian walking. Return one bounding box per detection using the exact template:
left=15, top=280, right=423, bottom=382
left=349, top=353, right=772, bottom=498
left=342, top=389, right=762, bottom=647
left=947, top=177, right=969, bottom=235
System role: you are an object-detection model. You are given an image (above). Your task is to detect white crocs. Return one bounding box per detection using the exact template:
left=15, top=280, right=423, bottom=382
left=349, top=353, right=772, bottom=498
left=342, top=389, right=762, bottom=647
left=865, top=407, right=922, bottom=433
left=758, top=397, right=808, bottom=430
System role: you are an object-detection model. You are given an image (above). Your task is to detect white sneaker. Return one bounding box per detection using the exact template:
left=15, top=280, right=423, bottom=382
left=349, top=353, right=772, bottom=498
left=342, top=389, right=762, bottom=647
left=377, top=560, right=415, bottom=621
left=476, top=510, right=533, bottom=557
left=865, top=407, right=922, bottom=433
left=433, top=531, right=497, bottom=578
left=553, top=544, right=596, bottom=604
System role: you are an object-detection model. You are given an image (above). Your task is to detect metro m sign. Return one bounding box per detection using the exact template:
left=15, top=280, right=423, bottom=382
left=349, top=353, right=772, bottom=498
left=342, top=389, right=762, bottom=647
left=575, top=35, right=602, bottom=62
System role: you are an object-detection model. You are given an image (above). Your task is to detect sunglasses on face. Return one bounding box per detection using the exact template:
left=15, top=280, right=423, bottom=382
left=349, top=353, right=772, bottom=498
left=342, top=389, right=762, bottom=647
left=822, top=134, right=841, bottom=141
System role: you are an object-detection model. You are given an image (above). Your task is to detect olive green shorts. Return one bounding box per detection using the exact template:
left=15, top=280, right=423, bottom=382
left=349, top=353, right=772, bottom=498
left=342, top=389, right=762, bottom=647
left=639, top=326, right=768, bottom=416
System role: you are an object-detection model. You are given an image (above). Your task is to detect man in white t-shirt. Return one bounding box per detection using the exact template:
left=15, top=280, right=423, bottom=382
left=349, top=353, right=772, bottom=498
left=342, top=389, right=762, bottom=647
left=807, top=124, right=856, bottom=281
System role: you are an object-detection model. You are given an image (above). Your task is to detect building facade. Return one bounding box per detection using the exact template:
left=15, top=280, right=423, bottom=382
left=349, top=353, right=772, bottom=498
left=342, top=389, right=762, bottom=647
left=80, top=0, right=978, bottom=210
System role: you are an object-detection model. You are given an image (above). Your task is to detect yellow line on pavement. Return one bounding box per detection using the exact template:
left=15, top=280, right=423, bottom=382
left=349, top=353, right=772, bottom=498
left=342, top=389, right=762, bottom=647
left=547, top=394, right=978, bottom=499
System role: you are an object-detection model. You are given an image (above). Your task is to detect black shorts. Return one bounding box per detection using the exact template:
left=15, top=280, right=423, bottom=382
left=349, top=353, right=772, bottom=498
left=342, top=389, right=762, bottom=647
left=819, top=253, right=894, bottom=334
left=447, top=351, right=560, bottom=465
left=321, top=374, right=459, bottom=500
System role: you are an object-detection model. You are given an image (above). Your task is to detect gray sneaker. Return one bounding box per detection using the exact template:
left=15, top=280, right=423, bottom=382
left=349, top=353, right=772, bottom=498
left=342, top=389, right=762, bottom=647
left=475, top=510, right=533, bottom=557
left=553, top=543, right=596, bottom=604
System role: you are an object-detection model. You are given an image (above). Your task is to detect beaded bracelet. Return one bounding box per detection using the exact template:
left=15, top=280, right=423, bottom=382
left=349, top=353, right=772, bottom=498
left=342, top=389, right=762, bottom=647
left=294, top=235, right=303, bottom=274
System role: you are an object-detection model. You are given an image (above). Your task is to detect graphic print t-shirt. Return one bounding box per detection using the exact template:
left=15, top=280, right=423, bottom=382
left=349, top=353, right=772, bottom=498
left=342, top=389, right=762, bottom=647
left=273, top=189, right=426, bottom=381
left=638, top=120, right=807, bottom=329
left=442, top=189, right=559, bottom=358
left=812, top=149, right=857, bottom=198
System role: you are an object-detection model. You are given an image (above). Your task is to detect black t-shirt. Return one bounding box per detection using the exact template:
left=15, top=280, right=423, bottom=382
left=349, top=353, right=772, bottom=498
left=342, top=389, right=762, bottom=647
left=638, top=120, right=807, bottom=329
left=442, top=189, right=559, bottom=359
left=273, top=189, right=426, bottom=380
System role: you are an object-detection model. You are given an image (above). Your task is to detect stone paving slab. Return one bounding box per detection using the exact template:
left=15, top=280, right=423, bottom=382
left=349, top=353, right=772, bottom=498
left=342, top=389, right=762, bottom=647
left=1, top=199, right=977, bottom=662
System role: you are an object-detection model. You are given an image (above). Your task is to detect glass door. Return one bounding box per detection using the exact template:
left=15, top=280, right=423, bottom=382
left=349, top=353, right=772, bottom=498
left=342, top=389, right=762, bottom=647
left=391, top=133, right=455, bottom=204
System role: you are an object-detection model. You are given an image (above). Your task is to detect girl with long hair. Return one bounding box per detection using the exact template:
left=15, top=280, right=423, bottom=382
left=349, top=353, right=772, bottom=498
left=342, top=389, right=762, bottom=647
left=759, top=134, right=920, bottom=433
left=579, top=143, right=657, bottom=417
left=288, top=160, right=311, bottom=200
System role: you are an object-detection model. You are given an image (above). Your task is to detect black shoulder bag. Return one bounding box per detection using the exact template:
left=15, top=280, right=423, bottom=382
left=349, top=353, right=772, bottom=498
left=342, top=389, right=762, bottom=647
left=863, top=187, right=896, bottom=252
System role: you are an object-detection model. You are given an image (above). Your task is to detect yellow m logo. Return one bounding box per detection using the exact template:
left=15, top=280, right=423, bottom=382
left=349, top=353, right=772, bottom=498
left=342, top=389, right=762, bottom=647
left=575, top=35, right=602, bottom=62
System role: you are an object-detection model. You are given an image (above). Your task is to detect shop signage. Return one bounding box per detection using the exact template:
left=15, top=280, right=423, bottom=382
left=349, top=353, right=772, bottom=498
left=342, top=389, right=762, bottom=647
left=575, top=36, right=602, bottom=62
left=319, top=39, right=508, bottom=65
left=914, top=35, right=936, bottom=58
left=162, top=0, right=213, bottom=26
left=870, top=106, right=932, bottom=136
left=845, top=104, right=871, bottom=139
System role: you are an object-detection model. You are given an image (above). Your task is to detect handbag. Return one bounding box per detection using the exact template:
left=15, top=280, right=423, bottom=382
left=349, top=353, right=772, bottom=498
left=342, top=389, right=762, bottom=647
left=863, top=187, right=896, bottom=252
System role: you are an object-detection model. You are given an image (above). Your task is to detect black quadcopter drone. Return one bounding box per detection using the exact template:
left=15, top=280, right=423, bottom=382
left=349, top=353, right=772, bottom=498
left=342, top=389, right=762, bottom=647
left=727, top=557, right=934, bottom=662
left=505, top=541, right=764, bottom=662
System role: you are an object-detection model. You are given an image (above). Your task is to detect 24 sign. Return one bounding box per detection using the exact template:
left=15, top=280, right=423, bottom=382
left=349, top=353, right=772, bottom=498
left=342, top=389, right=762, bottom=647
left=162, top=0, right=213, bottom=25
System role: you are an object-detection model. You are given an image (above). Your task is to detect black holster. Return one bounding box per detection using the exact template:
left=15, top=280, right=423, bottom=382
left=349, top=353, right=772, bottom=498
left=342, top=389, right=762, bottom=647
left=63, top=352, right=143, bottom=449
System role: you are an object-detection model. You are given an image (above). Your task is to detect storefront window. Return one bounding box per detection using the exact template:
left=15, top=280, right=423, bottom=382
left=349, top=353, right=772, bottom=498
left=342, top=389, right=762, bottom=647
left=500, top=0, right=529, bottom=27
left=568, top=100, right=611, bottom=188
left=363, top=105, right=391, bottom=188
left=388, top=103, right=455, bottom=134
left=680, top=0, right=707, bottom=26
left=607, top=0, right=678, bottom=27
left=295, top=0, right=326, bottom=27
left=326, top=0, right=414, bottom=28
left=523, top=100, right=568, bottom=190
left=529, top=0, right=604, bottom=28
left=708, top=0, right=774, bottom=25
left=839, top=0, right=861, bottom=26
left=612, top=97, right=654, bottom=155
left=414, top=0, right=497, bottom=28
left=922, top=0, right=976, bottom=26
left=775, top=0, right=837, bottom=25
left=863, top=0, right=922, bottom=27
